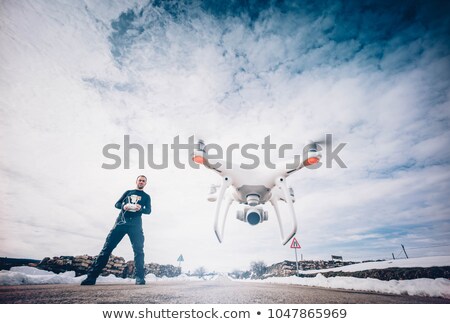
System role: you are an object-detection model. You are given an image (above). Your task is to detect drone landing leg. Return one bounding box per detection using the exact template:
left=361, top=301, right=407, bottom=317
left=273, top=177, right=298, bottom=245
left=270, top=199, right=286, bottom=241
left=213, top=176, right=232, bottom=243
left=215, top=196, right=232, bottom=243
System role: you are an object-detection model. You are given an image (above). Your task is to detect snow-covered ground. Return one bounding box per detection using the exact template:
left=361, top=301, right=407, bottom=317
left=235, top=275, right=449, bottom=299
left=1, top=256, right=449, bottom=299
left=0, top=266, right=218, bottom=286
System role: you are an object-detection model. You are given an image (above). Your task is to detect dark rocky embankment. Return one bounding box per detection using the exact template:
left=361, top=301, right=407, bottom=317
left=305, top=266, right=450, bottom=280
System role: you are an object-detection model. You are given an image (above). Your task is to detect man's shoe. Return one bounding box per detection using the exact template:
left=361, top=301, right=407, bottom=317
left=135, top=278, right=146, bottom=285
left=80, top=276, right=97, bottom=285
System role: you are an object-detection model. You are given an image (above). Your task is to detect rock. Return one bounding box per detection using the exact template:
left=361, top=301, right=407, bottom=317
left=35, top=254, right=180, bottom=278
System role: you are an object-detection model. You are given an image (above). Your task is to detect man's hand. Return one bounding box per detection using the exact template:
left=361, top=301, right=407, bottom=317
left=135, top=204, right=142, bottom=211
left=123, top=204, right=130, bottom=211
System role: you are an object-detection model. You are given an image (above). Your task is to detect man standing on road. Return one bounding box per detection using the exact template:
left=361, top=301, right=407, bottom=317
left=81, top=175, right=151, bottom=285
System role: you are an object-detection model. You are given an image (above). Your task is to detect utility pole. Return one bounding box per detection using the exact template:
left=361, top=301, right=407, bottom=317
left=401, top=244, right=409, bottom=259
left=392, top=253, right=395, bottom=260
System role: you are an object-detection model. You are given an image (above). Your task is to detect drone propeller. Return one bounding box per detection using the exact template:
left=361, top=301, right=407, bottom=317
left=311, top=139, right=326, bottom=145
left=311, top=133, right=337, bottom=146
left=306, top=134, right=336, bottom=152
left=305, top=139, right=324, bottom=153
left=192, top=138, right=206, bottom=165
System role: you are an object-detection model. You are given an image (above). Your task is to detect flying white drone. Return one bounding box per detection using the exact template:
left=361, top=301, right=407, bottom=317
left=192, top=138, right=324, bottom=245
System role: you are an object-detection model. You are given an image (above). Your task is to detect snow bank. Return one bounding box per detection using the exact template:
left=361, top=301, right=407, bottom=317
left=240, top=274, right=450, bottom=299
left=0, top=267, right=83, bottom=285
left=0, top=266, right=219, bottom=286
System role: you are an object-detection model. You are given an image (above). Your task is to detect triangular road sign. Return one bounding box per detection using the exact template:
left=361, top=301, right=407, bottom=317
left=290, top=237, right=301, bottom=249
left=177, top=254, right=184, bottom=262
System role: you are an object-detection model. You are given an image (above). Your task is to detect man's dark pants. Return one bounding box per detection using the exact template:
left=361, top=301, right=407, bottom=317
left=87, top=217, right=145, bottom=279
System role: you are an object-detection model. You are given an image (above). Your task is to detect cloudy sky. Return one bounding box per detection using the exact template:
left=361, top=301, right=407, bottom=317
left=1, top=0, right=449, bottom=273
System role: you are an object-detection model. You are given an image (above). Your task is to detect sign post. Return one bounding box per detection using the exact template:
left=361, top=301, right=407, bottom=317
left=177, top=254, right=184, bottom=270
left=290, top=238, right=301, bottom=276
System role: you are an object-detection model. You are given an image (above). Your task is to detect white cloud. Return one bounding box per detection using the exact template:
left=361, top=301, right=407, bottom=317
left=0, top=0, right=449, bottom=272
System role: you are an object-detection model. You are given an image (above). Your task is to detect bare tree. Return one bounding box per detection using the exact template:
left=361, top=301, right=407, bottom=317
left=250, top=261, right=267, bottom=277
left=193, top=266, right=206, bottom=278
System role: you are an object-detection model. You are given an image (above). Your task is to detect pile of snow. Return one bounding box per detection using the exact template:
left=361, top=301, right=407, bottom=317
left=236, top=275, right=450, bottom=299
left=0, top=266, right=220, bottom=286
left=0, top=267, right=81, bottom=285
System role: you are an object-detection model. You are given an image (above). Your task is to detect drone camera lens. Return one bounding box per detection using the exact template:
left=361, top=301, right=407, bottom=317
left=247, top=211, right=261, bottom=225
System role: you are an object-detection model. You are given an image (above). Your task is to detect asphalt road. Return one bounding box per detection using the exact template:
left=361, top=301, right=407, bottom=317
left=0, top=278, right=447, bottom=304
